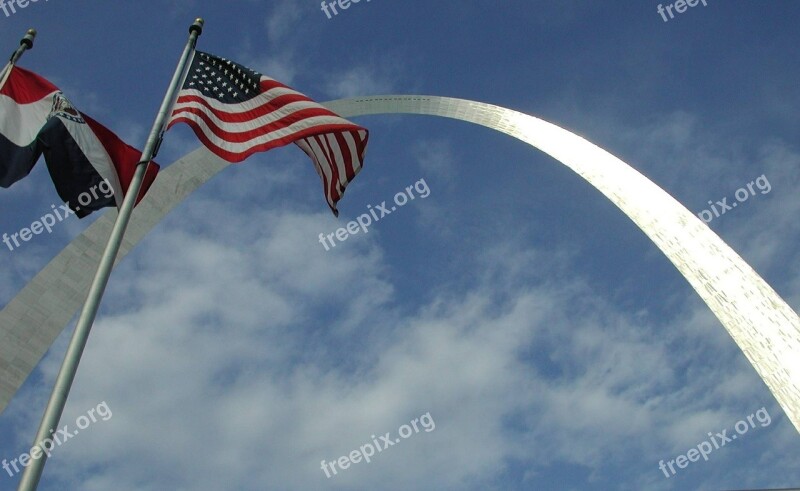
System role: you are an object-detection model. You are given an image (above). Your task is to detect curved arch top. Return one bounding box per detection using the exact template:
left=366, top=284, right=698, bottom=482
left=1, top=95, right=798, bottom=433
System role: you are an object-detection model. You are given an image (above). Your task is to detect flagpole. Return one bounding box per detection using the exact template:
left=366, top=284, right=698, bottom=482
left=0, top=28, right=36, bottom=84
left=16, top=18, right=204, bottom=491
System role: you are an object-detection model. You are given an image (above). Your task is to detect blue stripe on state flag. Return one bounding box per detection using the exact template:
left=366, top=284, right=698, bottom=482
left=0, top=62, right=57, bottom=187
left=0, top=130, right=39, bottom=188
left=37, top=117, right=117, bottom=216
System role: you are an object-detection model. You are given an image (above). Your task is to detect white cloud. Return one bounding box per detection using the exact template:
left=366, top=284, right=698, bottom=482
left=9, top=183, right=796, bottom=490
left=264, top=0, right=304, bottom=45
left=323, top=66, right=396, bottom=99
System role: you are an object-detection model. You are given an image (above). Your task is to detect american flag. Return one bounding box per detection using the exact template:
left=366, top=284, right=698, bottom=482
left=167, top=51, right=369, bottom=216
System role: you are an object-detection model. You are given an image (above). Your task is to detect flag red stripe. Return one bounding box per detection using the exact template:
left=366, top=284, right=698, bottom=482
left=296, top=138, right=335, bottom=209
left=168, top=106, right=348, bottom=143
left=83, top=115, right=159, bottom=204
left=168, top=52, right=368, bottom=215
left=0, top=65, right=59, bottom=103
left=170, top=108, right=360, bottom=147
left=334, top=131, right=356, bottom=182
left=257, top=78, right=296, bottom=92
left=172, top=92, right=335, bottom=123
left=315, top=135, right=342, bottom=204
left=173, top=115, right=359, bottom=165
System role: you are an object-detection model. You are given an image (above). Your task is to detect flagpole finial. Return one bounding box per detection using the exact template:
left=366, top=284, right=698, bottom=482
left=21, top=28, right=36, bottom=49
left=190, top=18, right=204, bottom=35
left=7, top=28, right=36, bottom=66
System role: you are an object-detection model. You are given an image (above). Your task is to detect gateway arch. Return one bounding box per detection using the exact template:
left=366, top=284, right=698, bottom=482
left=1, top=95, right=799, bottom=433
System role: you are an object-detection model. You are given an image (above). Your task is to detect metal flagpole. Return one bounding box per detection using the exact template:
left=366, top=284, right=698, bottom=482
left=16, top=18, right=204, bottom=491
left=0, top=29, right=37, bottom=85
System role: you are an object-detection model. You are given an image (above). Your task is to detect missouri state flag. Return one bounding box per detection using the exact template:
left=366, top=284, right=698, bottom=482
left=168, top=51, right=369, bottom=216
left=0, top=64, right=159, bottom=217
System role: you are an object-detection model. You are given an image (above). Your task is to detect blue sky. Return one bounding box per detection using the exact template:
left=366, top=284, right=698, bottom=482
left=1, top=1, right=800, bottom=490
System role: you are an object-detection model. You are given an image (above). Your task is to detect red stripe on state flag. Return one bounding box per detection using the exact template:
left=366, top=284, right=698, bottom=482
left=0, top=65, right=59, bottom=103
left=0, top=65, right=159, bottom=214
left=83, top=115, right=159, bottom=205
left=0, top=66, right=59, bottom=148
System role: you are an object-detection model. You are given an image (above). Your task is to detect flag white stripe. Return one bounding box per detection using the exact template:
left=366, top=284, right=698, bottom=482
left=299, top=137, right=336, bottom=207
left=60, top=117, right=124, bottom=207
left=295, top=139, right=323, bottom=182
left=173, top=84, right=314, bottom=115
left=343, top=132, right=362, bottom=174
left=314, top=133, right=347, bottom=200
left=320, top=139, right=340, bottom=205
left=307, top=136, right=337, bottom=204
left=172, top=101, right=340, bottom=133
left=0, top=92, right=57, bottom=146
left=169, top=53, right=368, bottom=214
left=327, top=133, right=349, bottom=188
left=172, top=111, right=357, bottom=152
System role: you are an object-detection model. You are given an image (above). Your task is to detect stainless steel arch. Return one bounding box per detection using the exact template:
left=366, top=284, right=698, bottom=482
left=1, top=95, right=799, bottom=433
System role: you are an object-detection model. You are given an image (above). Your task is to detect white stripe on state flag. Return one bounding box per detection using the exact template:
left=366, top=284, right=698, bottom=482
left=59, top=117, right=124, bottom=207
left=0, top=92, right=56, bottom=146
